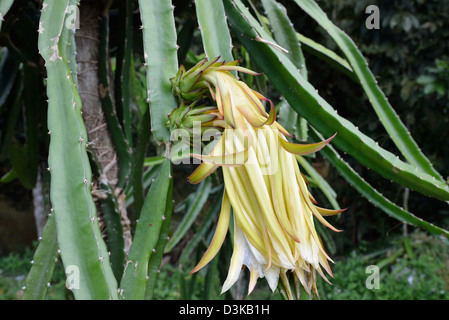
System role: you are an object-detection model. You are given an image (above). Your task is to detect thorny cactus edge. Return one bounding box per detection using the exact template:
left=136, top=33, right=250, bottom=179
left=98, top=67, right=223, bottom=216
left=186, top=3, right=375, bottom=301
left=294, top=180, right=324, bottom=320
left=169, top=57, right=345, bottom=298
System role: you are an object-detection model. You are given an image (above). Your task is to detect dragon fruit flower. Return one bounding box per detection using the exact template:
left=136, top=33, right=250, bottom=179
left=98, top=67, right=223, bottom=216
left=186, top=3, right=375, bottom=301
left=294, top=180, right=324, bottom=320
left=171, top=58, right=344, bottom=298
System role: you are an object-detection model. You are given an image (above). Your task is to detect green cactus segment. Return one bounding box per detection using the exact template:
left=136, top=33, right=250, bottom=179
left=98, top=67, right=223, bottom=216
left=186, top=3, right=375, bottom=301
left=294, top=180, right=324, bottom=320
left=224, top=0, right=449, bottom=201
left=138, top=0, right=178, bottom=143
left=144, top=175, right=174, bottom=299
left=39, top=0, right=118, bottom=299
left=99, top=6, right=132, bottom=189
left=119, top=157, right=172, bottom=300
left=261, top=0, right=305, bottom=139
left=309, top=129, right=449, bottom=240
left=261, top=0, right=307, bottom=79
left=195, top=0, right=234, bottom=71
left=295, top=32, right=356, bottom=82
left=22, top=214, right=58, bottom=300
left=293, top=0, right=445, bottom=183
left=0, top=0, right=14, bottom=30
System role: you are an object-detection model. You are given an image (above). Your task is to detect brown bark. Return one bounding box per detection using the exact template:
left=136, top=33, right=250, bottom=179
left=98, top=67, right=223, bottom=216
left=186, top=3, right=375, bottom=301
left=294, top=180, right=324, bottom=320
left=75, top=1, right=118, bottom=187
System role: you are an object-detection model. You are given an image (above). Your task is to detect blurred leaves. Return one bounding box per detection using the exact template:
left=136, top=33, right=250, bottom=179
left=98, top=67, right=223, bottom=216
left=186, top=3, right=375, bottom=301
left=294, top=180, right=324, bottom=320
left=417, top=58, right=449, bottom=99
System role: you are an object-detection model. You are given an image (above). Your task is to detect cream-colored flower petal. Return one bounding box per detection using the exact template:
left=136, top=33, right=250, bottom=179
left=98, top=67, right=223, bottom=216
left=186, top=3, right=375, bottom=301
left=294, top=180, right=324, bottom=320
left=266, top=128, right=300, bottom=243
left=264, top=266, right=280, bottom=292
left=244, top=145, right=296, bottom=267
left=221, top=220, right=247, bottom=294
left=223, top=169, right=267, bottom=257
left=248, top=266, right=260, bottom=296
left=280, top=269, right=294, bottom=300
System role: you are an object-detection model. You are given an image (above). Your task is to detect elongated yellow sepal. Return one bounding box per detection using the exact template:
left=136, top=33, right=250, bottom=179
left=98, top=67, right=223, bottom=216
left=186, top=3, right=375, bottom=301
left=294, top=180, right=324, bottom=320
left=248, top=266, right=260, bottom=295
left=216, top=65, right=261, bottom=76
left=309, top=205, right=343, bottom=233
left=279, top=133, right=337, bottom=155
left=187, top=162, right=218, bottom=184
left=191, top=191, right=231, bottom=274
left=316, top=207, right=347, bottom=216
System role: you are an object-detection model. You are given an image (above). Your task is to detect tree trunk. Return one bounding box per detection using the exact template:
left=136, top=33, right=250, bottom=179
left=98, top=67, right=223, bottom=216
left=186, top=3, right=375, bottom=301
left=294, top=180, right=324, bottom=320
left=75, top=1, right=119, bottom=187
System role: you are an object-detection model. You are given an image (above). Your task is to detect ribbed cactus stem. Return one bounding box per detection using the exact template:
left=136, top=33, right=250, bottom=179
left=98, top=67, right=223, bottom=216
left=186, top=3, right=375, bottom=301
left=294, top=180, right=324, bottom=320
left=138, top=0, right=178, bottom=143
left=22, top=213, right=58, bottom=300
left=195, top=0, right=235, bottom=74
left=119, top=157, right=173, bottom=300
left=38, top=0, right=118, bottom=299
